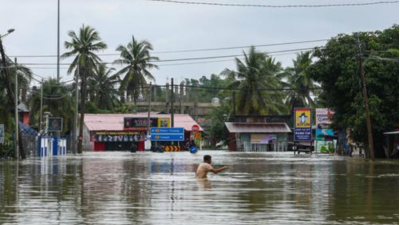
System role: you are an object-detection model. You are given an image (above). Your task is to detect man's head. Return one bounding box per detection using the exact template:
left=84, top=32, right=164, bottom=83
left=204, top=155, right=212, bottom=164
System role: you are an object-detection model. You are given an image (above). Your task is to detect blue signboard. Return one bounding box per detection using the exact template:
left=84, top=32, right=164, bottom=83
left=150, top=127, right=184, bottom=141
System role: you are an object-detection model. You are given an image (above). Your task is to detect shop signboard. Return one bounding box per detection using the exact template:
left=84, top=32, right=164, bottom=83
left=294, top=108, right=312, bottom=141
left=150, top=127, right=184, bottom=141
left=47, top=117, right=63, bottom=132
left=250, top=134, right=276, bottom=144
left=124, top=117, right=158, bottom=129
left=157, top=118, right=170, bottom=127
left=92, top=131, right=145, bottom=142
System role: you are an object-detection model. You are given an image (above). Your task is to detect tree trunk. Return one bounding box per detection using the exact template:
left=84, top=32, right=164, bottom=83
left=77, top=68, right=86, bottom=154
left=0, top=39, right=25, bottom=159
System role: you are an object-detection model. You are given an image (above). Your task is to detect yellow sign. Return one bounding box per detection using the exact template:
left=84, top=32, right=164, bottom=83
left=194, top=132, right=202, bottom=139
left=295, top=108, right=311, bottom=128
left=158, top=118, right=171, bottom=127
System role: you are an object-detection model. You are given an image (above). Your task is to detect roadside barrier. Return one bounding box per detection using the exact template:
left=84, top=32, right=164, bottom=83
left=39, top=137, right=53, bottom=157
left=38, top=137, right=67, bottom=157
left=164, top=146, right=182, bottom=152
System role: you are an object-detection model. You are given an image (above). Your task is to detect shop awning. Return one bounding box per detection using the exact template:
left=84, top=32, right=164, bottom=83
left=225, top=122, right=291, bottom=133
left=383, top=131, right=399, bottom=135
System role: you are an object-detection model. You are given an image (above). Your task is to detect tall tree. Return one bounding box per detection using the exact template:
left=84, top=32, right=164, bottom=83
left=0, top=57, right=31, bottom=159
left=90, top=64, right=121, bottom=111
left=61, top=25, right=107, bottom=153
left=284, top=51, right=320, bottom=112
left=308, top=25, right=399, bottom=158
left=221, top=47, right=285, bottom=115
left=113, top=36, right=159, bottom=104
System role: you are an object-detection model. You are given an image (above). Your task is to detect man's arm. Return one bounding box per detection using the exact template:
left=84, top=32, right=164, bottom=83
left=210, top=166, right=229, bottom=174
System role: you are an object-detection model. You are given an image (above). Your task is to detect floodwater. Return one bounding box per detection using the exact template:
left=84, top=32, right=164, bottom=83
left=0, top=151, right=398, bottom=225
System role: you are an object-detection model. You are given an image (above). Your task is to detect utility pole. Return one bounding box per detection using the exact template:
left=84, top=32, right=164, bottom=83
left=232, top=91, right=236, bottom=118
left=147, top=82, right=152, bottom=136
left=357, top=35, right=375, bottom=160
left=40, top=78, right=43, bottom=131
left=57, top=0, right=60, bottom=82
left=72, top=68, right=79, bottom=154
left=14, top=58, right=19, bottom=159
left=171, top=78, right=174, bottom=127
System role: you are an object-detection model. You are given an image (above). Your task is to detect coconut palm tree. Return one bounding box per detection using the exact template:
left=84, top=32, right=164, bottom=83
left=221, top=47, right=286, bottom=115
left=113, top=36, right=159, bottom=104
left=61, top=25, right=107, bottom=153
left=284, top=51, right=320, bottom=112
left=90, top=64, right=121, bottom=111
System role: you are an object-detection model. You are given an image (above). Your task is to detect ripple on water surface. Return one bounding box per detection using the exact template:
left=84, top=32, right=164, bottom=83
left=0, top=151, right=398, bottom=224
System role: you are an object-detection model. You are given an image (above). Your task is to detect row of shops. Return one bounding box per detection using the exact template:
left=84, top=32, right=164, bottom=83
left=83, top=113, right=203, bottom=151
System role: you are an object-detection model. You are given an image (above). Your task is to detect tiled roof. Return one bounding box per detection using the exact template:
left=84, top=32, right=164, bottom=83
left=85, top=113, right=203, bottom=132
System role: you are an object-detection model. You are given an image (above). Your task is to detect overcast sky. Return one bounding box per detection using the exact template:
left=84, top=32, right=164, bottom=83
left=1, top=0, right=398, bottom=85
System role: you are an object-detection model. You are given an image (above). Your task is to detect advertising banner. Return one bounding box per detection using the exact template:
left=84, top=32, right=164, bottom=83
left=251, top=134, right=276, bottom=144
left=316, top=129, right=334, bottom=140
left=294, top=108, right=312, bottom=141
left=316, top=108, right=334, bottom=128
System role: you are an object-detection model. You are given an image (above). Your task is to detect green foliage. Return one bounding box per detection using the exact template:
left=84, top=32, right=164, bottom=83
left=308, top=25, right=399, bottom=156
left=205, top=101, right=231, bottom=146
left=113, top=36, right=159, bottom=103
left=28, top=78, right=74, bottom=134
left=221, top=47, right=287, bottom=115
left=88, top=64, right=121, bottom=111
left=283, top=51, right=320, bottom=112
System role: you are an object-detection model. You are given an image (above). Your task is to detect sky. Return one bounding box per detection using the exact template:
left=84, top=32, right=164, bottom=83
left=1, top=0, right=398, bottom=86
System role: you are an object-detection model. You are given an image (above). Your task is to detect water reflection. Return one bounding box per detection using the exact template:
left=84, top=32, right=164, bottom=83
left=0, top=152, right=397, bottom=224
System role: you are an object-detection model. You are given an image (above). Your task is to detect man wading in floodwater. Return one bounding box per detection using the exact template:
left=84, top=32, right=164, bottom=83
left=196, top=155, right=229, bottom=179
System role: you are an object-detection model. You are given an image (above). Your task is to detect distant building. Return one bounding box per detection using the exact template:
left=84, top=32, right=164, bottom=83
left=225, top=115, right=292, bottom=151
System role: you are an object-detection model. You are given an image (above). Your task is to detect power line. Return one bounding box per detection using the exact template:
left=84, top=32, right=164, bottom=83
left=2, top=51, right=305, bottom=69
left=143, top=0, right=399, bottom=8
left=8, top=39, right=327, bottom=58
left=13, top=47, right=319, bottom=66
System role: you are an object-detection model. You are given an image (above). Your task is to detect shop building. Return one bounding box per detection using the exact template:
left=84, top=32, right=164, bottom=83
left=225, top=122, right=291, bottom=151
left=83, top=113, right=203, bottom=151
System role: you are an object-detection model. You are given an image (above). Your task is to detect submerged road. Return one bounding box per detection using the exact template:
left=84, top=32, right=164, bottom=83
left=0, top=151, right=398, bottom=224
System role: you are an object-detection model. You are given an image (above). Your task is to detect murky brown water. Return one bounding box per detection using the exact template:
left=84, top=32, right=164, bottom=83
left=0, top=151, right=398, bottom=224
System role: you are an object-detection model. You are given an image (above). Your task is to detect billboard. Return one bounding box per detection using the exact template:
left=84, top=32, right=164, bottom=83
left=47, top=117, right=63, bottom=132
left=316, top=108, right=334, bottom=128
left=124, top=117, right=158, bottom=129
left=294, top=108, right=312, bottom=141
left=124, top=117, right=171, bottom=130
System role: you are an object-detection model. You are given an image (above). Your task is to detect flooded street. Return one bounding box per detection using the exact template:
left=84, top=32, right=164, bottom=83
left=0, top=151, right=398, bottom=224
